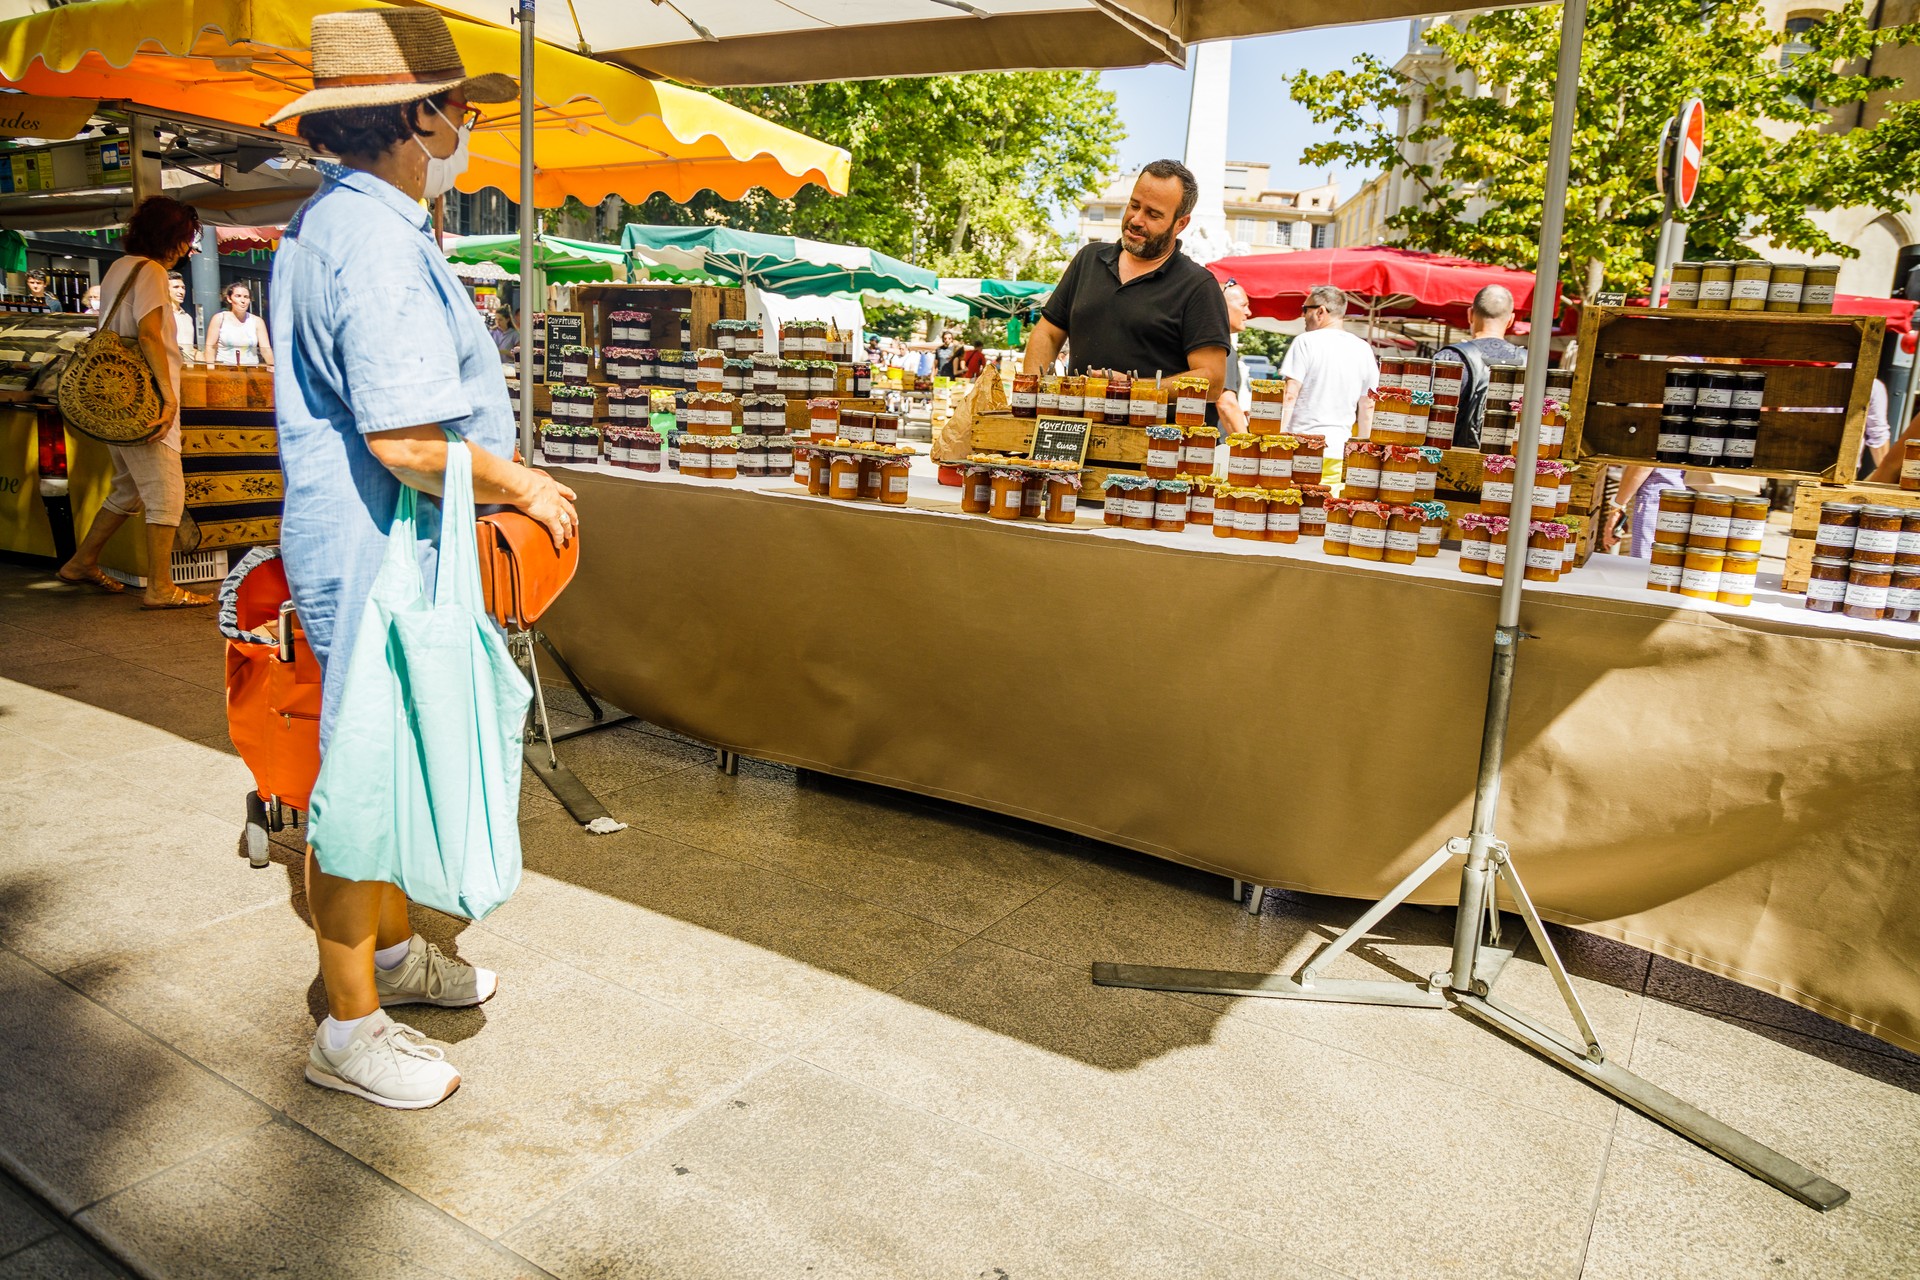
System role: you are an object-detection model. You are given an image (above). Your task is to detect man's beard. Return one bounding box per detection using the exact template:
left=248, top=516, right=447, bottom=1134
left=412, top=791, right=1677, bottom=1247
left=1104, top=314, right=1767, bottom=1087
left=1122, top=224, right=1173, bottom=261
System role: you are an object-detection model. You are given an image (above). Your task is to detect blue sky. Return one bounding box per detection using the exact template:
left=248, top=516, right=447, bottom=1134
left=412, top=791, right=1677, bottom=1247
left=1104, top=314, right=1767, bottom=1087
left=1097, top=22, right=1412, bottom=201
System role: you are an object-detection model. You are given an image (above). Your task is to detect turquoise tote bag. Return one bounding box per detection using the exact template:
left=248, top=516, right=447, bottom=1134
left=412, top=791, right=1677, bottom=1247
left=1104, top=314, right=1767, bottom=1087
left=309, top=438, right=532, bottom=920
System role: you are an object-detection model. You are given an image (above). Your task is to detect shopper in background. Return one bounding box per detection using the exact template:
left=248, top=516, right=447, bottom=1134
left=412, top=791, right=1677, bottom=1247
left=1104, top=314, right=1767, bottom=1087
left=27, top=268, right=63, bottom=313
left=1215, top=277, right=1252, bottom=433
left=166, top=272, right=198, bottom=357
left=205, top=281, right=274, bottom=366
left=269, top=7, right=570, bottom=1110
left=935, top=330, right=959, bottom=378
left=489, top=303, right=519, bottom=360
left=1860, top=379, right=1891, bottom=477
left=81, top=285, right=101, bottom=316
left=56, top=196, right=209, bottom=608
left=1022, top=160, right=1230, bottom=414
left=1434, top=285, right=1528, bottom=448
left=962, top=343, right=986, bottom=380
left=1278, top=285, right=1376, bottom=459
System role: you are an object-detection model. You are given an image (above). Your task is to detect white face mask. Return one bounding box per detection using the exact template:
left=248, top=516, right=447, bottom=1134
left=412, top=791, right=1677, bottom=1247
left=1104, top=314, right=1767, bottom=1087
left=414, top=103, right=470, bottom=201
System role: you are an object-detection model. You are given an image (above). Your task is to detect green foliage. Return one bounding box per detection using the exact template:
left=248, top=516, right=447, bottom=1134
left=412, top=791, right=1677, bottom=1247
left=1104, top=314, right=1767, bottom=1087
left=626, top=72, right=1121, bottom=280
left=1290, top=0, right=1920, bottom=299
left=1237, top=328, right=1291, bottom=362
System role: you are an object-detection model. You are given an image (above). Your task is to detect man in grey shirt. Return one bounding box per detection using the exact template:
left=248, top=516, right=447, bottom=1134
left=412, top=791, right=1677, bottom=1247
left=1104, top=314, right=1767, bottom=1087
left=1215, top=277, right=1252, bottom=432
left=1436, top=284, right=1528, bottom=447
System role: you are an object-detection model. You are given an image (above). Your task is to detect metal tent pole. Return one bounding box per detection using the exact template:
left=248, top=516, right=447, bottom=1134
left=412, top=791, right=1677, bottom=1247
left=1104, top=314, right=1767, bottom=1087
left=516, top=0, right=537, bottom=463
left=1092, top=0, right=1846, bottom=1211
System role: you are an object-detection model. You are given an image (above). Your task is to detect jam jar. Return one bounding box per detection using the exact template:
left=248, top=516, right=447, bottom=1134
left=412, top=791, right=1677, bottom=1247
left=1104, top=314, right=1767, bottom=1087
left=1265, top=489, right=1303, bottom=544
left=1212, top=487, right=1239, bottom=539
left=1101, top=476, right=1127, bottom=526
left=1805, top=555, right=1851, bottom=612
left=1299, top=486, right=1329, bottom=538
left=1385, top=506, right=1423, bottom=565
left=1814, top=502, right=1862, bottom=556
left=1686, top=416, right=1727, bottom=468
left=1647, top=541, right=1686, bottom=592
left=828, top=454, right=862, bottom=500
left=1889, top=569, right=1920, bottom=622
left=1183, top=426, right=1222, bottom=476
left=1896, top=511, right=1920, bottom=567
left=1234, top=490, right=1270, bottom=541
left=1845, top=563, right=1892, bottom=621
left=1458, top=517, right=1491, bottom=576
left=1188, top=479, right=1216, bottom=527
left=1721, top=411, right=1759, bottom=469
left=1716, top=551, right=1759, bottom=606
left=988, top=470, right=1026, bottom=520
left=1727, top=496, right=1769, bottom=554
left=1663, top=369, right=1699, bottom=409
left=1323, top=499, right=1353, bottom=556
left=1688, top=493, right=1734, bottom=551
left=1379, top=446, right=1422, bottom=502
left=1479, top=453, right=1518, bottom=517
left=1042, top=475, right=1079, bottom=523
left=1853, top=505, right=1905, bottom=566
left=1347, top=502, right=1388, bottom=562
left=1120, top=477, right=1157, bottom=530
left=1291, top=434, right=1327, bottom=487
left=1343, top=440, right=1383, bottom=501
left=1152, top=480, right=1191, bottom=533
left=1144, top=426, right=1185, bottom=480
left=1655, top=412, right=1693, bottom=465
left=1257, top=434, right=1295, bottom=488
left=1225, top=434, right=1263, bottom=486
left=1679, top=547, right=1724, bottom=600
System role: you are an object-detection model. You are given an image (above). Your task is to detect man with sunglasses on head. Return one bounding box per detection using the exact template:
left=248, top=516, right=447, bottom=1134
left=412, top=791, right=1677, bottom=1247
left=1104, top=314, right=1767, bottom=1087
left=1020, top=160, right=1231, bottom=417
left=1278, top=285, right=1377, bottom=460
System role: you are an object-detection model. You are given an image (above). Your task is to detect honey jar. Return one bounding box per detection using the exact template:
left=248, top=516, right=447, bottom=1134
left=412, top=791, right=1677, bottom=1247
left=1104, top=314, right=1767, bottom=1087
left=1153, top=480, right=1191, bottom=532
left=1647, top=541, right=1686, bottom=592
left=1855, top=505, right=1906, bottom=566
left=1845, top=563, right=1892, bottom=620
left=1716, top=551, right=1759, bottom=606
left=1348, top=502, right=1389, bottom=561
left=1323, top=499, right=1353, bottom=555
left=1344, top=440, right=1383, bottom=501
left=1727, top=496, right=1769, bottom=554
left=1687, top=493, right=1734, bottom=551
left=1805, top=555, right=1851, bottom=612
left=1266, top=488, right=1304, bottom=544
left=1258, top=435, right=1296, bottom=488
left=1679, top=547, right=1724, bottom=600
left=1385, top=506, right=1423, bottom=564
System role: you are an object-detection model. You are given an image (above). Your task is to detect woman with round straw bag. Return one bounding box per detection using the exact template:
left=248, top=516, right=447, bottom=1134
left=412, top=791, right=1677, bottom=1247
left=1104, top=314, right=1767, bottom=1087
left=57, top=195, right=213, bottom=608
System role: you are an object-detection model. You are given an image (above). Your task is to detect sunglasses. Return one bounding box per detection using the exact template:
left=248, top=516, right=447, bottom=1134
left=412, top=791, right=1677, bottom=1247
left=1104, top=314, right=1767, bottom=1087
left=1302, top=304, right=1326, bottom=315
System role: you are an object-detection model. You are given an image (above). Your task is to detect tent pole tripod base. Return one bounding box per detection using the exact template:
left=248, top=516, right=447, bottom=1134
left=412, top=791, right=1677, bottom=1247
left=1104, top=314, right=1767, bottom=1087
left=1093, top=821, right=1849, bottom=1212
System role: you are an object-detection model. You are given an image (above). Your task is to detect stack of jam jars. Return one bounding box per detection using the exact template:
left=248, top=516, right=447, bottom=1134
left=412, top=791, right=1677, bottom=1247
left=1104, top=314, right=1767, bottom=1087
left=1805, top=500, right=1920, bottom=622
left=1657, top=367, right=1766, bottom=470
left=1644, top=489, right=1769, bottom=606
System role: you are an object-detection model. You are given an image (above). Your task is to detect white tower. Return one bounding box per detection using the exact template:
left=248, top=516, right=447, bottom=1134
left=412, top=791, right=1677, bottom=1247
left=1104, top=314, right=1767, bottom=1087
left=1182, top=40, right=1233, bottom=262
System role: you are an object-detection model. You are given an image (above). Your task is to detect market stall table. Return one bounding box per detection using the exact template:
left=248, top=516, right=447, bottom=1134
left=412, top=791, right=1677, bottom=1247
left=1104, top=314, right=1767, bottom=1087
left=537, top=454, right=1920, bottom=1058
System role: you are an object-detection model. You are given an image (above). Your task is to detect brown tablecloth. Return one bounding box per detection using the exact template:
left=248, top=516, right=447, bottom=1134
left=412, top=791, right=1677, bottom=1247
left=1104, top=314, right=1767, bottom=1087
left=542, top=472, right=1920, bottom=1055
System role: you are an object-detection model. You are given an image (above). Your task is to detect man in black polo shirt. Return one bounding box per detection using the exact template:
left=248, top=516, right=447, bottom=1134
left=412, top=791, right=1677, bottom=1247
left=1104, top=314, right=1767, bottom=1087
left=1021, top=160, right=1231, bottom=406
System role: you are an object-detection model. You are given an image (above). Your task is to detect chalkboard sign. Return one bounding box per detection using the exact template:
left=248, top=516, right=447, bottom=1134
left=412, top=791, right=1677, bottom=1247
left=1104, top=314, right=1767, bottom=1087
left=1028, top=415, right=1092, bottom=466
left=543, top=312, right=584, bottom=384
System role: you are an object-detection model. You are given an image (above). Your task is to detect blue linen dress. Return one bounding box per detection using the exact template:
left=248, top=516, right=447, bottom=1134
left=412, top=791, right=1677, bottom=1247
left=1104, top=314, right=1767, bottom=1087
left=270, top=162, right=516, bottom=752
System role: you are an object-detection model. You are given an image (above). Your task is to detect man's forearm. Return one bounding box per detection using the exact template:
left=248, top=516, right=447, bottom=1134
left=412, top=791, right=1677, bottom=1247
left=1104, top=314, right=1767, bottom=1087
left=1021, top=324, right=1065, bottom=375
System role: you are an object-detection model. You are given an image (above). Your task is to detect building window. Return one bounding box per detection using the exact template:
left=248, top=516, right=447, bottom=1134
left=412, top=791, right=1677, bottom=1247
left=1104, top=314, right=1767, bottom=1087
left=1225, top=166, right=1249, bottom=192
left=1779, top=15, right=1817, bottom=70
left=1087, top=206, right=1104, bottom=222
left=1313, top=223, right=1334, bottom=249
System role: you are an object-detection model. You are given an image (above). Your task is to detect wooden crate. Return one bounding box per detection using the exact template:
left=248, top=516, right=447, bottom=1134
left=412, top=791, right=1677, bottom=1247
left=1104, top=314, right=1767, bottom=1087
left=1565, top=306, right=1883, bottom=482
left=574, top=283, right=747, bottom=360
left=1781, top=480, right=1920, bottom=592
left=784, top=398, right=888, bottom=435
left=969, top=413, right=1151, bottom=465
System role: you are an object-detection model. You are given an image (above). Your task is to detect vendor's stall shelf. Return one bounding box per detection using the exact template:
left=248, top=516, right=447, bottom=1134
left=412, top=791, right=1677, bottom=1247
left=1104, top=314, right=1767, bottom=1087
left=1566, top=306, right=1884, bottom=482
left=1782, top=481, right=1920, bottom=592
left=575, top=283, right=747, bottom=365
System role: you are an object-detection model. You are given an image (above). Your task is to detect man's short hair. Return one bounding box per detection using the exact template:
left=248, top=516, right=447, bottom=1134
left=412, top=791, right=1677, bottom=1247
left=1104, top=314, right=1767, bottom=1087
left=1306, top=285, right=1347, bottom=317
left=1138, top=159, right=1199, bottom=221
left=166, top=271, right=185, bottom=284
left=1470, top=284, right=1516, bottom=323
left=26, top=268, right=47, bottom=283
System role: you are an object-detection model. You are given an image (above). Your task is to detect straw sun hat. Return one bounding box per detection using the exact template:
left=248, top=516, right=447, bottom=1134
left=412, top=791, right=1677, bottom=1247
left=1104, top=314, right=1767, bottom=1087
left=264, top=9, right=517, bottom=127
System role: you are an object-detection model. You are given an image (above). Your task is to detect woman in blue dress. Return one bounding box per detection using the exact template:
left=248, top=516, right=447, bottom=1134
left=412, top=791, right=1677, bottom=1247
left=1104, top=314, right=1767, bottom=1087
left=267, top=10, right=575, bottom=1109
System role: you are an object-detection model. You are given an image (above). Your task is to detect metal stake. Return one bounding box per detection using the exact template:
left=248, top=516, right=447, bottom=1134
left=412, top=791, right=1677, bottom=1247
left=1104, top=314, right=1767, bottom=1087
left=516, top=0, right=537, bottom=463
left=1092, top=0, right=1847, bottom=1212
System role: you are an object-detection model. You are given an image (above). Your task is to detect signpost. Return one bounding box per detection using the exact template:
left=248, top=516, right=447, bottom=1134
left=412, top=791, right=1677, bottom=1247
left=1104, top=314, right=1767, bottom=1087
left=1650, top=99, right=1705, bottom=308
left=1028, top=415, right=1092, bottom=466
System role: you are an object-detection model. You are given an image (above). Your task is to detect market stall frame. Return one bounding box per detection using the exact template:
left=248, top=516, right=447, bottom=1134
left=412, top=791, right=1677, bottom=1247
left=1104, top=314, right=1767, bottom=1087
left=1084, top=0, right=1847, bottom=1211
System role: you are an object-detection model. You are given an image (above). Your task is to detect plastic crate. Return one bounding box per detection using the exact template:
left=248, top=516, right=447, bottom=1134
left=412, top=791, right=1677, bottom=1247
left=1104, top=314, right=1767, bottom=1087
left=104, top=547, right=230, bottom=589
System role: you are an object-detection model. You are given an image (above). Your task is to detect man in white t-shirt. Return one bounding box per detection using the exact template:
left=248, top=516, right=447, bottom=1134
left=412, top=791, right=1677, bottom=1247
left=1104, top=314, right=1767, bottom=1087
left=1278, top=286, right=1377, bottom=458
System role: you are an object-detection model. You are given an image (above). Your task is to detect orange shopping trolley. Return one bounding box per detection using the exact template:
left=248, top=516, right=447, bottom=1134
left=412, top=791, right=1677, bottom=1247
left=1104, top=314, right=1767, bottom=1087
left=218, top=548, right=321, bottom=868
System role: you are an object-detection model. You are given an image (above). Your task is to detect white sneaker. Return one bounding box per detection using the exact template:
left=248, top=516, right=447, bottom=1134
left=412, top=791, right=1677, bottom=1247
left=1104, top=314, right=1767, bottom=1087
left=375, top=935, right=498, bottom=1009
left=305, top=1009, right=461, bottom=1109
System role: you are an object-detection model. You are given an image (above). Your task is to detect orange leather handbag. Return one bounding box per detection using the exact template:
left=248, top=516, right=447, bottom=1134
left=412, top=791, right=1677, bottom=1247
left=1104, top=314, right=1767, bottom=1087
left=475, top=511, right=578, bottom=630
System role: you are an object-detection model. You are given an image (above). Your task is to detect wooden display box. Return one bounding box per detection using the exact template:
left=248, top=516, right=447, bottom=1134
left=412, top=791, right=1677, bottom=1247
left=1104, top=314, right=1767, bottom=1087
left=969, top=412, right=1151, bottom=504
left=574, top=283, right=747, bottom=362
left=1781, top=480, right=1920, bottom=592
left=1565, top=306, right=1884, bottom=482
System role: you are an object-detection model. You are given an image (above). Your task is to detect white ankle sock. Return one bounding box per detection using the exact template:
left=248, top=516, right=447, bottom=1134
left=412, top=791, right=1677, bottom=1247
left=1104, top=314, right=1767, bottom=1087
left=374, top=938, right=412, bottom=971
left=322, top=1013, right=369, bottom=1051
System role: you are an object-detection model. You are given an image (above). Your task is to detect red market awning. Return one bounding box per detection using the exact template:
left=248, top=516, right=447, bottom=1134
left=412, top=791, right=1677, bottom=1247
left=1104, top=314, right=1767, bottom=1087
left=1833, top=293, right=1915, bottom=336
left=217, top=225, right=283, bottom=253
left=1210, top=246, right=1565, bottom=329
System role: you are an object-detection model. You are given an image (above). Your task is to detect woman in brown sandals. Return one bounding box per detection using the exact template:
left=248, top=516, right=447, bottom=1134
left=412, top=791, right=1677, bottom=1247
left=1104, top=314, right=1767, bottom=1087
left=58, top=195, right=213, bottom=608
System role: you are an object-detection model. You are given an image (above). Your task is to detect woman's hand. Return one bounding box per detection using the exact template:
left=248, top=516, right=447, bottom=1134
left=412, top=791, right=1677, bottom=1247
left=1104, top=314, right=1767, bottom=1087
left=516, top=466, right=577, bottom=549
